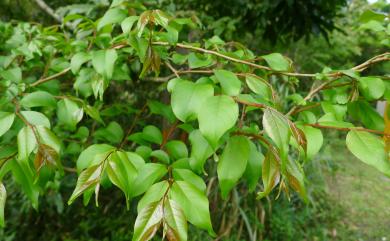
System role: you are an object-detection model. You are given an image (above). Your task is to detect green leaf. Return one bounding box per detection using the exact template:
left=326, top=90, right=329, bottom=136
left=132, top=163, right=168, bottom=197
left=0, top=183, right=6, bottom=227
left=359, top=9, right=387, bottom=23
left=36, top=126, right=61, bottom=154
left=97, top=8, right=127, bottom=30
left=57, top=99, right=84, bottom=130
left=76, top=144, right=116, bottom=172
left=70, top=52, right=91, bottom=74
left=137, top=181, right=169, bottom=212
left=213, top=69, right=241, bottom=96
left=348, top=101, right=384, bottom=131
left=92, top=49, right=118, bottom=80
left=132, top=201, right=163, bottom=241
left=9, top=160, right=39, bottom=209
left=21, top=111, right=50, bottom=128
left=165, top=140, right=188, bottom=160
left=317, top=113, right=354, bottom=128
left=121, top=16, right=139, bottom=34
left=198, top=95, right=239, bottom=148
left=0, top=112, right=15, bottom=137
left=245, top=75, right=271, bottom=99
left=84, top=105, right=104, bottom=124
left=0, top=67, right=21, bottom=83
left=217, top=136, right=250, bottom=199
left=20, top=91, right=56, bottom=108
left=358, top=77, right=385, bottom=100
left=17, top=126, right=37, bottom=161
left=285, top=158, right=307, bottom=201
left=106, top=151, right=137, bottom=202
left=257, top=150, right=280, bottom=199
left=262, top=108, right=290, bottom=160
left=173, top=168, right=206, bottom=192
left=68, top=164, right=103, bottom=205
left=94, top=121, right=124, bottom=144
left=142, top=125, right=163, bottom=145
left=188, top=53, right=213, bottom=69
left=170, top=181, right=215, bottom=236
left=126, top=152, right=145, bottom=170
left=321, top=102, right=347, bottom=121
left=188, top=130, right=214, bottom=173
left=171, top=80, right=214, bottom=122
left=262, top=53, right=290, bottom=71
left=163, top=198, right=188, bottom=241
left=346, top=130, right=390, bottom=176
left=243, top=141, right=264, bottom=192
left=148, top=100, right=176, bottom=124
left=300, top=126, right=323, bottom=160
left=150, top=150, right=170, bottom=164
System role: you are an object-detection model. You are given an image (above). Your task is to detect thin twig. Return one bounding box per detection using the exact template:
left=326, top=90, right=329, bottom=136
left=30, top=67, right=71, bottom=87
left=118, top=104, right=148, bottom=149
left=306, top=123, right=390, bottom=137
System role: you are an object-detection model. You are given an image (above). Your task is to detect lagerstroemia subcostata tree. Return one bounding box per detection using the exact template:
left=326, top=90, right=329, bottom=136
left=0, top=3, right=389, bottom=240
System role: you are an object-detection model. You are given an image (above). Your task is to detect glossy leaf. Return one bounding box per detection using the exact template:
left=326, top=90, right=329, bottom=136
left=300, top=126, right=323, bottom=159
left=171, top=80, right=214, bottom=122
left=121, top=16, right=139, bottom=34
left=188, top=130, right=213, bottom=173
left=106, top=151, right=138, bottom=202
left=163, top=198, right=188, bottom=241
left=198, top=95, right=239, bottom=148
left=92, top=49, right=118, bottom=80
left=213, top=69, right=241, bottom=96
left=346, top=130, right=390, bottom=176
left=257, top=150, right=280, bottom=199
left=132, top=201, right=163, bottom=241
left=217, top=136, right=250, bottom=199
left=245, top=75, right=271, bottom=100
left=68, top=164, right=103, bottom=205
left=262, top=108, right=290, bottom=160
left=132, top=163, right=168, bottom=197
left=169, top=181, right=215, bottom=236
left=57, top=99, right=84, bottom=130
left=76, top=144, right=116, bottom=172
left=0, top=112, right=15, bottom=137
left=172, top=168, right=206, bottom=192
left=9, top=160, right=39, bottom=209
left=142, top=125, right=163, bottom=145
left=21, top=111, right=50, bottom=128
left=244, top=141, right=264, bottom=192
left=262, top=53, right=289, bottom=71
left=165, top=140, right=188, bottom=160
left=20, top=91, right=56, bottom=108
left=0, top=183, right=6, bottom=227
left=137, top=181, right=169, bottom=212
left=358, top=77, right=385, bottom=100
left=70, top=52, right=91, bottom=74
left=97, top=7, right=127, bottom=30
left=17, top=126, right=37, bottom=161
left=150, top=150, right=170, bottom=164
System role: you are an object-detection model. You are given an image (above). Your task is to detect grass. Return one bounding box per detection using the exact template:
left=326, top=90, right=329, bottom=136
left=322, top=139, right=390, bottom=240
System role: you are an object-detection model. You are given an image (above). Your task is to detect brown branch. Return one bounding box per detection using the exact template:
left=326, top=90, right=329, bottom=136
left=152, top=42, right=389, bottom=78
left=30, top=67, right=71, bottom=87
left=33, top=0, right=74, bottom=30
left=118, top=104, right=148, bottom=149
left=306, top=123, right=390, bottom=137
left=286, top=78, right=337, bottom=116
left=290, top=103, right=321, bottom=115
left=233, top=97, right=267, bottom=109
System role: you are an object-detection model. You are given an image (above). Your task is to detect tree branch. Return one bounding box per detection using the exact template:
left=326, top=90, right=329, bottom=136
left=33, top=0, right=74, bottom=30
